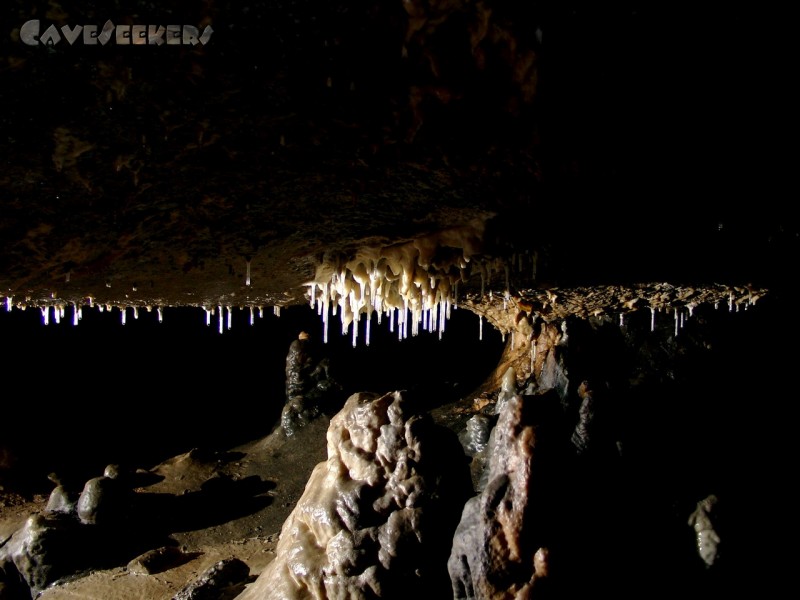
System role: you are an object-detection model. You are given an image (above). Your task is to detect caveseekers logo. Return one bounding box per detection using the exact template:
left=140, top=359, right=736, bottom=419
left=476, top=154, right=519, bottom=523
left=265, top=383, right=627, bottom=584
left=19, top=19, right=213, bottom=46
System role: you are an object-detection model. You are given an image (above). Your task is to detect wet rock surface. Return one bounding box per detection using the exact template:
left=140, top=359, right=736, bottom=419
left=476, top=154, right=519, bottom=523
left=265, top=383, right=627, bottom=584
left=449, top=391, right=562, bottom=600
left=173, top=557, right=251, bottom=600
left=238, top=391, right=472, bottom=599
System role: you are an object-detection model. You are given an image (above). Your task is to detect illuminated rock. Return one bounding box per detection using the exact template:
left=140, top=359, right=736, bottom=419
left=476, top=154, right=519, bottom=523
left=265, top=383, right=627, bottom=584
left=237, top=391, right=471, bottom=599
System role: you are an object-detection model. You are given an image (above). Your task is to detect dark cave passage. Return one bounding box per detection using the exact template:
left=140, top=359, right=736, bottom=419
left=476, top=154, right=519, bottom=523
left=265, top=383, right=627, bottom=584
left=0, top=303, right=504, bottom=494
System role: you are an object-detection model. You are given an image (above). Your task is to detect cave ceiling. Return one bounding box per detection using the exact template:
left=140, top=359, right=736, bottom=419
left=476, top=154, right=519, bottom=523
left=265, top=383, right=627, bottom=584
left=0, top=1, right=794, bottom=321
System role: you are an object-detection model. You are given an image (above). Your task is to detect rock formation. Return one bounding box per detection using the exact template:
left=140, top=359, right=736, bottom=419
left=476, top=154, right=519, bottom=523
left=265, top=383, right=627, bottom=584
left=238, top=391, right=471, bottom=599
left=688, top=495, right=721, bottom=568
left=449, top=391, right=561, bottom=599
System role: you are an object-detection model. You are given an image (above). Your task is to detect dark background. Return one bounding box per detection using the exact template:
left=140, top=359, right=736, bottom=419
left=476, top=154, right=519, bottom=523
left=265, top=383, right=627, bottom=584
left=0, top=301, right=504, bottom=488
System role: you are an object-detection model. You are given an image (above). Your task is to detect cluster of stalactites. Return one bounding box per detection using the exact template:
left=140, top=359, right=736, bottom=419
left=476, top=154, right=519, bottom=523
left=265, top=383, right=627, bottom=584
left=307, top=249, right=460, bottom=348
left=2, top=297, right=167, bottom=327
left=2, top=295, right=287, bottom=334
left=305, top=226, right=508, bottom=347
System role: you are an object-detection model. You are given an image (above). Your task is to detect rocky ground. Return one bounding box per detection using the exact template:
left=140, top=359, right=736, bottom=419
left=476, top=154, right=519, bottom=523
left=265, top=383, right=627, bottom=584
left=1, top=417, right=330, bottom=600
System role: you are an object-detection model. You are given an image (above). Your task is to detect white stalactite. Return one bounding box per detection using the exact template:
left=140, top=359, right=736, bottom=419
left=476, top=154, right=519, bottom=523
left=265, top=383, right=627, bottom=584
left=121, top=307, right=126, bottom=326
left=158, top=307, right=163, bottom=323
left=530, top=342, right=535, bottom=373
left=5, top=296, right=11, bottom=311
left=227, top=306, right=232, bottom=330
left=218, top=305, right=223, bottom=334
left=650, top=307, right=655, bottom=332
left=41, top=306, right=49, bottom=325
left=246, top=260, right=251, bottom=286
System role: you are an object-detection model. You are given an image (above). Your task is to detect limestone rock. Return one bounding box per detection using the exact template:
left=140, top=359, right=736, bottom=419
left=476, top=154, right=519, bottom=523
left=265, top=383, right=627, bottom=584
left=449, top=392, right=558, bottom=599
left=76, top=465, right=131, bottom=526
left=458, top=415, right=493, bottom=457
left=0, top=514, right=87, bottom=595
left=283, top=334, right=341, bottom=436
left=237, top=391, right=471, bottom=599
left=688, top=495, right=721, bottom=568
left=174, top=557, right=250, bottom=600
left=127, top=545, right=187, bottom=576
